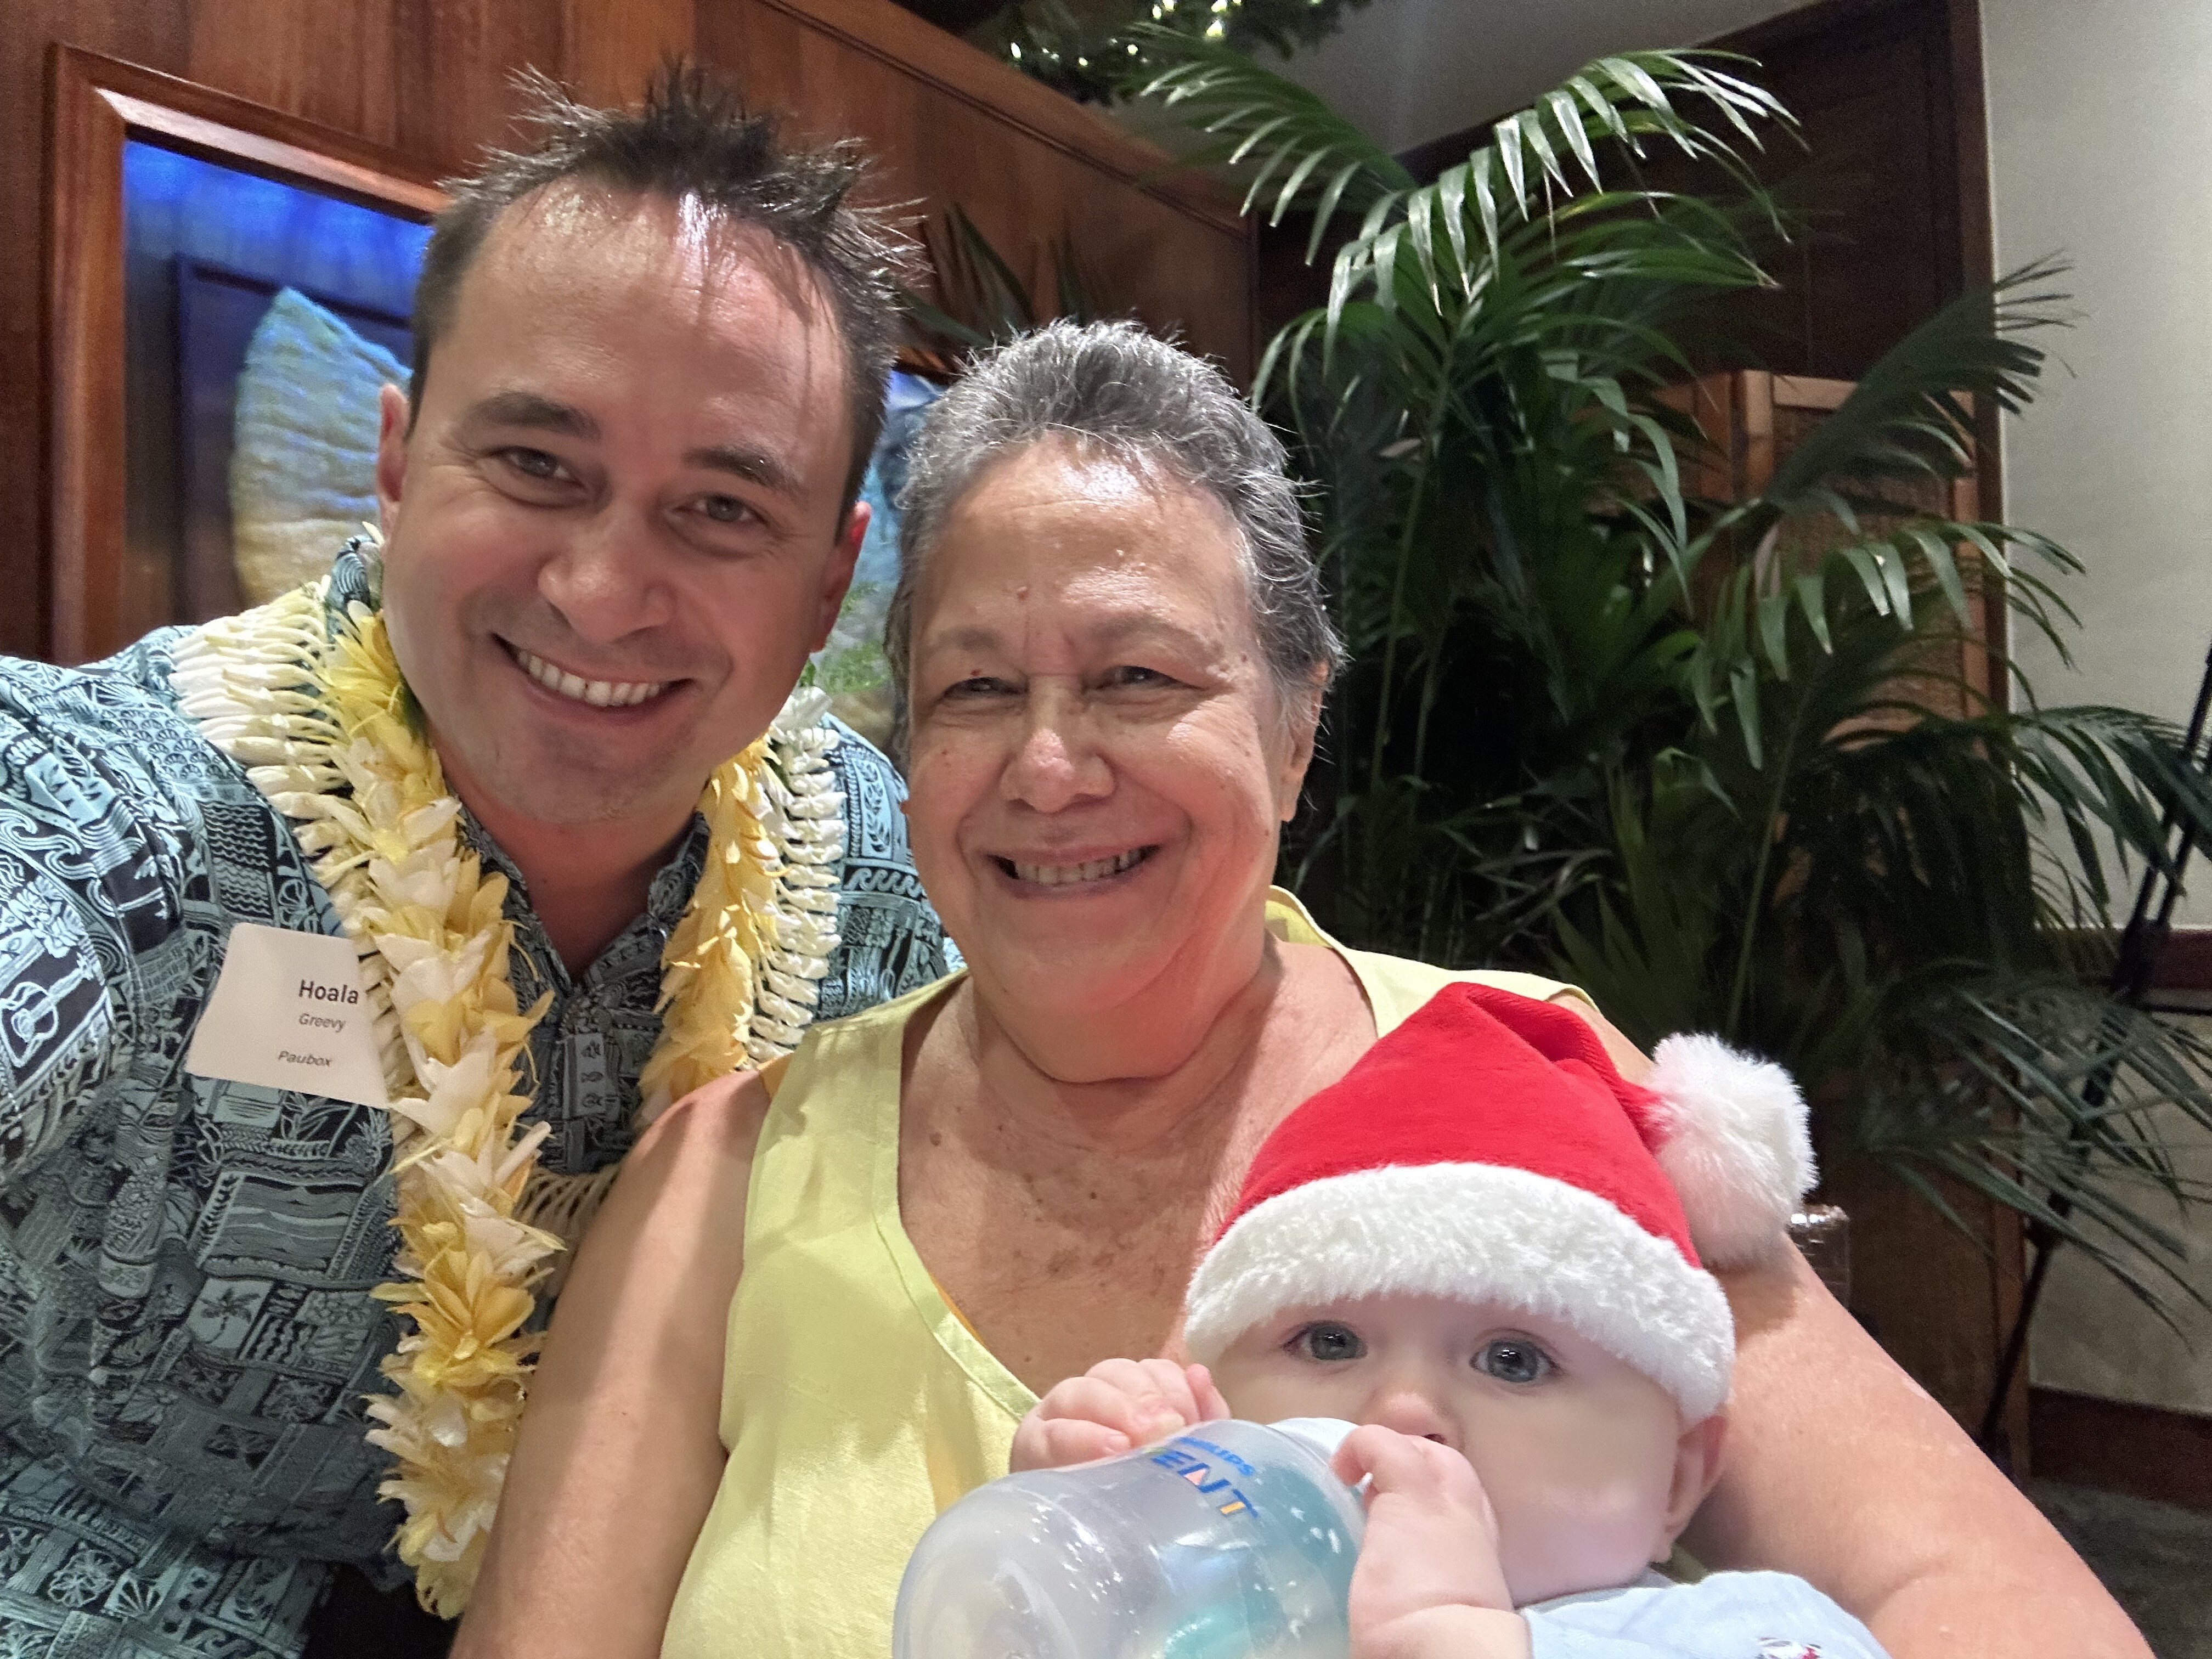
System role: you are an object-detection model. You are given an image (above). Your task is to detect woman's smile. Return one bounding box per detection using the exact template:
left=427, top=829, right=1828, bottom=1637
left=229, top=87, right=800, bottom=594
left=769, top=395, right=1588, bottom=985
left=990, top=844, right=1158, bottom=889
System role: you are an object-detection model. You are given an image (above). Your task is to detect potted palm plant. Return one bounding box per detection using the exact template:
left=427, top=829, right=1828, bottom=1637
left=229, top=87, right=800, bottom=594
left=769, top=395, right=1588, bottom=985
left=1117, top=33, right=2212, bottom=1397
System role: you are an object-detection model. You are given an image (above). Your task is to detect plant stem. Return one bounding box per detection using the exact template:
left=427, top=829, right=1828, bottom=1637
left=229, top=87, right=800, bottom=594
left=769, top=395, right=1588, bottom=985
left=1723, top=675, right=1809, bottom=1035
left=1369, top=342, right=1462, bottom=795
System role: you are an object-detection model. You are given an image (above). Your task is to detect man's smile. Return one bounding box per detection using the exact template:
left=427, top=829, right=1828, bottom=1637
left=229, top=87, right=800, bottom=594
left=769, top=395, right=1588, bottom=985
left=501, top=640, right=681, bottom=709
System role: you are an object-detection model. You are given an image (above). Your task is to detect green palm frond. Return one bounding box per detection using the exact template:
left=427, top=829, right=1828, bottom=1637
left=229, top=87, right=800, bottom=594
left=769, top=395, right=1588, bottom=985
left=1132, top=38, right=2212, bottom=1314
left=1126, top=24, right=1411, bottom=251
left=1764, top=259, right=2074, bottom=507
left=898, top=204, right=1101, bottom=359
left=1867, top=975, right=2212, bottom=1313
left=1326, top=53, right=1793, bottom=320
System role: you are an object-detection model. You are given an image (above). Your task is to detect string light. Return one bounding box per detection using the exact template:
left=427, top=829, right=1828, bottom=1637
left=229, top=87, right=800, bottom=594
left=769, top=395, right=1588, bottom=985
left=1000, top=0, right=1370, bottom=99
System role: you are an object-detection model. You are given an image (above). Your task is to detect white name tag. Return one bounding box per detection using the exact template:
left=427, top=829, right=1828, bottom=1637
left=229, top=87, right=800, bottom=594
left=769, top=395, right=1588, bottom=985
left=185, top=923, right=390, bottom=1108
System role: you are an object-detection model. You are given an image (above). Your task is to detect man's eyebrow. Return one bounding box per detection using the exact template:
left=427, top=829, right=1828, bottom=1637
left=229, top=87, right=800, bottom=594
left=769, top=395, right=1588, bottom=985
left=459, top=391, right=600, bottom=441
left=685, top=445, right=801, bottom=498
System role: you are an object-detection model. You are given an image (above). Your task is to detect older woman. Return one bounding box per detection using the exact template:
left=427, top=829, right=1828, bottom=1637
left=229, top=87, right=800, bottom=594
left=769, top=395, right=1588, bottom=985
left=459, top=323, right=2146, bottom=1659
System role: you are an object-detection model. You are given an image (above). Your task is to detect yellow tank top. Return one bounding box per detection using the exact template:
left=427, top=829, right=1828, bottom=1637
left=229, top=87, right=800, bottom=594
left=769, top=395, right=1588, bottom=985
left=659, top=890, right=1581, bottom=1658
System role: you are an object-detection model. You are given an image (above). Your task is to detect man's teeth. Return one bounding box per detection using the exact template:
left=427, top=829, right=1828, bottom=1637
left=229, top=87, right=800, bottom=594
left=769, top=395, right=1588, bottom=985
left=1009, top=848, right=1147, bottom=887
left=514, top=647, right=669, bottom=708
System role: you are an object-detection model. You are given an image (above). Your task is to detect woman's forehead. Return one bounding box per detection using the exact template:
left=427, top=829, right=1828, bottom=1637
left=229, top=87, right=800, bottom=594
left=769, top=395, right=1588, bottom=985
left=917, top=444, right=1251, bottom=626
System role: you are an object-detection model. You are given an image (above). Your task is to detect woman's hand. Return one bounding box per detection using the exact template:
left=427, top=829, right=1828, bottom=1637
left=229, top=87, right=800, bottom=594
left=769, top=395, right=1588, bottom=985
left=1008, top=1358, right=1229, bottom=1471
left=1336, top=1426, right=1528, bottom=1659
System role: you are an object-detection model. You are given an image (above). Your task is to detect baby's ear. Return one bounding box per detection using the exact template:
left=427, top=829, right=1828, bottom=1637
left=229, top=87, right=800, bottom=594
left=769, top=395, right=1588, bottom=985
left=1653, top=1409, right=1728, bottom=1562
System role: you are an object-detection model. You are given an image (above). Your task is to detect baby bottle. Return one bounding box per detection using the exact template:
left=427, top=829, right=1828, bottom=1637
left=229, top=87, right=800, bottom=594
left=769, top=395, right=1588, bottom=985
left=893, top=1417, right=1364, bottom=1659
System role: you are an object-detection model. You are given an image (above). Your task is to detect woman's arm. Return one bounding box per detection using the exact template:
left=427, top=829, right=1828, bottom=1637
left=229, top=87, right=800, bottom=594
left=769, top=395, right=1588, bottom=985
left=453, top=1071, right=770, bottom=1659
left=1692, top=1246, right=2147, bottom=1659
left=1551, top=994, right=2146, bottom=1659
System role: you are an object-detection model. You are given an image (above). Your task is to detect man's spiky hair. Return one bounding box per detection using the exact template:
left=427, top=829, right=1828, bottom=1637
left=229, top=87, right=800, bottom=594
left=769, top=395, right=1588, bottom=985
left=410, top=63, right=917, bottom=501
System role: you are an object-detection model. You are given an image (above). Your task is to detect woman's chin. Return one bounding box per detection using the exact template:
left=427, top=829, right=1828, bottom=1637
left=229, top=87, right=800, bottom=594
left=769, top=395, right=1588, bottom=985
left=960, top=920, right=1186, bottom=1022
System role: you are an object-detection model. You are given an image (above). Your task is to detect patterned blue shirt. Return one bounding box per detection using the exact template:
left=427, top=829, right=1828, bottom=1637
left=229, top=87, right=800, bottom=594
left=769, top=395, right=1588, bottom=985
left=0, top=554, right=953, bottom=1656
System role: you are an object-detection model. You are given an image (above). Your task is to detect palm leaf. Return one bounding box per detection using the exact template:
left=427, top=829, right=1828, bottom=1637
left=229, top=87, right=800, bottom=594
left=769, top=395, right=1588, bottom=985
left=1125, top=25, right=1410, bottom=244
left=1764, top=259, right=2073, bottom=507
left=1160, top=42, right=2212, bottom=1316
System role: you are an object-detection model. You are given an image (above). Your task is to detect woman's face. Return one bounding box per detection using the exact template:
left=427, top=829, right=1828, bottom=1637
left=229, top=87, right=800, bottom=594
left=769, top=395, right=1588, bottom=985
left=903, top=441, right=1317, bottom=1026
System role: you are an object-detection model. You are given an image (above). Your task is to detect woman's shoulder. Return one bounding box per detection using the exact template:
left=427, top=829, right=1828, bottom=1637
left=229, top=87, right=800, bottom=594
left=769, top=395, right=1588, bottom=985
left=1262, top=888, right=1589, bottom=1023
left=1331, top=948, right=1651, bottom=1077
left=1329, top=946, right=1592, bottom=1032
left=1349, top=947, right=1585, bottom=1004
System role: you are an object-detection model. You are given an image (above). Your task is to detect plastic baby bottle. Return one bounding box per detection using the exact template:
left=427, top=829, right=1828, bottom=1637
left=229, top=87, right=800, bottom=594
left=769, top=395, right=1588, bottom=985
left=893, top=1417, right=1364, bottom=1659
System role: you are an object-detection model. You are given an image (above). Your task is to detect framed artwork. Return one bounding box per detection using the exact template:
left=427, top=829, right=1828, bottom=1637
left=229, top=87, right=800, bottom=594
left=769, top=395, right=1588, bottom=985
left=47, top=47, right=444, bottom=662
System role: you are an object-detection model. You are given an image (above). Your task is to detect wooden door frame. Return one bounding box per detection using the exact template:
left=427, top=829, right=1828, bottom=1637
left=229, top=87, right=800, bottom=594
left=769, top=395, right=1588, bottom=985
left=45, top=46, right=444, bottom=663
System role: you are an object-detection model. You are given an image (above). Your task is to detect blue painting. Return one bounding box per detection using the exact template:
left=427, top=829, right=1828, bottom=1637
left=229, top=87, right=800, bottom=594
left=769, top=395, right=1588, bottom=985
left=122, top=140, right=431, bottom=623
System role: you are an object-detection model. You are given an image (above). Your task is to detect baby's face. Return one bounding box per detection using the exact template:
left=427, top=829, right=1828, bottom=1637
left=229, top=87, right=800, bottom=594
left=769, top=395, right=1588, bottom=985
left=1209, top=1294, right=1723, bottom=1606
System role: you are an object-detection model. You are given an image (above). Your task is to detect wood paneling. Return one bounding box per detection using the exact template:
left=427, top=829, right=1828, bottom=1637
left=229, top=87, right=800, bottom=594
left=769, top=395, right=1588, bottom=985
left=2, top=0, right=1252, bottom=662
left=2031, top=1386, right=2212, bottom=1510
left=699, top=0, right=1252, bottom=380
left=1390, top=0, right=1990, bottom=384
left=47, top=49, right=447, bottom=663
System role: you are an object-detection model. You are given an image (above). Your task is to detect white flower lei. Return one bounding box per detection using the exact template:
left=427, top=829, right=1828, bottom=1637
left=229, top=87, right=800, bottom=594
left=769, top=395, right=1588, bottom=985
left=167, top=564, right=844, bottom=1614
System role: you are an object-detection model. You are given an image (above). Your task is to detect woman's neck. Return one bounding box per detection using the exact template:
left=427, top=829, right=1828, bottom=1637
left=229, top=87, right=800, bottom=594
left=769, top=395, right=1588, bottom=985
left=951, top=928, right=1297, bottom=1161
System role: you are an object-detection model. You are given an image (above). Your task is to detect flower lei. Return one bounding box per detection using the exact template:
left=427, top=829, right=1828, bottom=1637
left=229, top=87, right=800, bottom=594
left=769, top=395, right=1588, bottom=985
left=168, top=562, right=845, bottom=1615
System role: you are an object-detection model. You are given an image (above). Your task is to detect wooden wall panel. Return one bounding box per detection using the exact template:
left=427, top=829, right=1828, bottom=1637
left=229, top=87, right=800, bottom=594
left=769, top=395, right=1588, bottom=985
left=700, top=0, right=1253, bottom=380
left=183, top=0, right=408, bottom=143
left=564, top=0, right=697, bottom=110
left=1, top=0, right=1252, bottom=662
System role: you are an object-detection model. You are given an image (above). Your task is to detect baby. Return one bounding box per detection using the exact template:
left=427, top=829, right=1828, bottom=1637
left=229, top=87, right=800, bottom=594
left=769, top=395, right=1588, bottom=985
left=1010, top=984, right=1887, bottom=1659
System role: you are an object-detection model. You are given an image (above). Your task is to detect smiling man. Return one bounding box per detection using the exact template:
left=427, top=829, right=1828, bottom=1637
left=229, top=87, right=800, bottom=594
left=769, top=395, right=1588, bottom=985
left=0, top=70, right=951, bottom=1658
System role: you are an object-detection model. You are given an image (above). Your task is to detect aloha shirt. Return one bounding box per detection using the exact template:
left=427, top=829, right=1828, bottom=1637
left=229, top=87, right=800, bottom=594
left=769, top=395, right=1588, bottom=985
left=0, top=549, right=955, bottom=1657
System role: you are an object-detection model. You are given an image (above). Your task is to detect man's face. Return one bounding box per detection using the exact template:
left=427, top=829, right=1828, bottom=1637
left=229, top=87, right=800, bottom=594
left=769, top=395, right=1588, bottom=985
left=374, top=189, right=865, bottom=835
left=1211, top=1294, right=1723, bottom=1606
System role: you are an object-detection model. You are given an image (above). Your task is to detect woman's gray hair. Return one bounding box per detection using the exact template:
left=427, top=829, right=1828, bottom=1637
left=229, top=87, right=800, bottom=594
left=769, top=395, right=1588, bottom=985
left=883, top=320, right=1342, bottom=750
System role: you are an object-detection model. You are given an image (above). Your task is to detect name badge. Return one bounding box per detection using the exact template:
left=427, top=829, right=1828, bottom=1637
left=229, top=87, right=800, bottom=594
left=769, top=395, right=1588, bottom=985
left=185, top=923, right=390, bottom=1108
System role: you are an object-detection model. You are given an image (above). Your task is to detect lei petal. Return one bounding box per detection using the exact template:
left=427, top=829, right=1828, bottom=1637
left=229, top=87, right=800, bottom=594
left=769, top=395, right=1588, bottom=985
left=169, top=564, right=843, bottom=1615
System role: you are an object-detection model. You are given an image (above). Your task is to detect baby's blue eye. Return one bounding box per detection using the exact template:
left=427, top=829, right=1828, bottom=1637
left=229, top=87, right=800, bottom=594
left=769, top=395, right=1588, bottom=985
left=1474, top=1336, right=1553, bottom=1385
left=1293, top=1322, right=1366, bottom=1362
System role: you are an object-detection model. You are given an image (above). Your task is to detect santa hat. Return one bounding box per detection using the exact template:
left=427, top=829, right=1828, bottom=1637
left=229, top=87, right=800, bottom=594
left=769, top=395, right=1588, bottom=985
left=1181, top=984, right=1813, bottom=1420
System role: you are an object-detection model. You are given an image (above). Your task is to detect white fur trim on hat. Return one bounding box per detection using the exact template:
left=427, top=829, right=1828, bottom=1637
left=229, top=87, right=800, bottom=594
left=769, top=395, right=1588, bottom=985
left=1183, top=1163, right=1735, bottom=1419
left=1646, top=1035, right=1816, bottom=1269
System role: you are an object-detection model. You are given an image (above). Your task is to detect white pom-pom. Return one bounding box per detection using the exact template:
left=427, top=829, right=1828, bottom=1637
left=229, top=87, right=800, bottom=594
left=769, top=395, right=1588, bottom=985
left=1646, top=1034, right=1815, bottom=1268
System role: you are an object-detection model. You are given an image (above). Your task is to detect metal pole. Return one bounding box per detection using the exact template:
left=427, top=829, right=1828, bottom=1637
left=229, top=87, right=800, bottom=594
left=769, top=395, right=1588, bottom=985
left=1975, top=637, right=2212, bottom=1455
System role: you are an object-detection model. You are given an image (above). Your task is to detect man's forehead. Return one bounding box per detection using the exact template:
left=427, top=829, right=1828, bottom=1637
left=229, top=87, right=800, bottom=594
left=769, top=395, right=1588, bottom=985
left=469, top=183, right=839, bottom=335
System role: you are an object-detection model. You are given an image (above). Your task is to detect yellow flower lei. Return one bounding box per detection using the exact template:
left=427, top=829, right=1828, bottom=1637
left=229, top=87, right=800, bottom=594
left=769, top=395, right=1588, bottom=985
left=168, top=566, right=844, bottom=1614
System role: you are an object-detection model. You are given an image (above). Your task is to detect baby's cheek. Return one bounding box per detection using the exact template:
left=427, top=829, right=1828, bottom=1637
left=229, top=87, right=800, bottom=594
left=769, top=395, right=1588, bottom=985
left=1481, top=1429, right=1679, bottom=1606
left=1207, top=1361, right=1327, bottom=1425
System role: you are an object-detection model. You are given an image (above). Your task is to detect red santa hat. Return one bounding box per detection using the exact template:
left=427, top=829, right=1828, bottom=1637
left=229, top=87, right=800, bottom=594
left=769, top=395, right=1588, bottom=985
left=1181, top=984, right=1814, bottom=1420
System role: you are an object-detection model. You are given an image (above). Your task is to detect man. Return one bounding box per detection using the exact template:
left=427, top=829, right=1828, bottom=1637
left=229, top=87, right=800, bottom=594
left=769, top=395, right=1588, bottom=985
left=0, top=69, right=950, bottom=1657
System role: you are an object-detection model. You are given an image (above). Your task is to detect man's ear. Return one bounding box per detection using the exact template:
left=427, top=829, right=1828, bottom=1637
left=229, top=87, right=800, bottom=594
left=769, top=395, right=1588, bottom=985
left=374, top=383, right=411, bottom=537
left=814, top=500, right=869, bottom=651
left=1653, top=1409, right=1728, bottom=1562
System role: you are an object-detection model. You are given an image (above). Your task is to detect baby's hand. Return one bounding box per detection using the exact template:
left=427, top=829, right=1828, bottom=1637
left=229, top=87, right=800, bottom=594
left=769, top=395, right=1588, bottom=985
left=1008, top=1358, right=1230, bottom=1473
left=1334, top=1425, right=1525, bottom=1659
